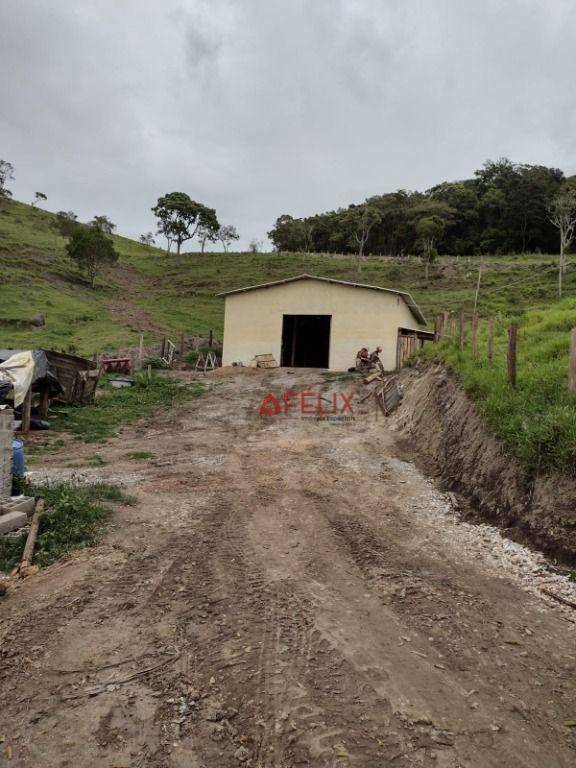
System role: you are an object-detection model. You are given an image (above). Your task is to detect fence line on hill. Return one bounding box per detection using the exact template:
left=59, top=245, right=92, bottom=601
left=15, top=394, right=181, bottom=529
left=432, top=311, right=576, bottom=393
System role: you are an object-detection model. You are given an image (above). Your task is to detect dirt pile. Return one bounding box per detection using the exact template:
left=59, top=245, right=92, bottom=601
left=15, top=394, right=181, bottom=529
left=391, top=361, right=576, bottom=564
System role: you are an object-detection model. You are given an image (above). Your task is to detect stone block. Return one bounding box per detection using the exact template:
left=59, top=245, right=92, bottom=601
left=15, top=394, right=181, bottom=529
left=0, top=510, right=28, bottom=534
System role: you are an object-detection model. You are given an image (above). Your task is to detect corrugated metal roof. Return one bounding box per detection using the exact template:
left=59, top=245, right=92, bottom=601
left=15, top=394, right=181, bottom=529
left=217, top=273, right=427, bottom=325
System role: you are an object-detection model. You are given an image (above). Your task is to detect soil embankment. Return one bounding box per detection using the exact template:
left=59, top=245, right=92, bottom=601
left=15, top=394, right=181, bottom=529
left=392, top=361, right=576, bottom=563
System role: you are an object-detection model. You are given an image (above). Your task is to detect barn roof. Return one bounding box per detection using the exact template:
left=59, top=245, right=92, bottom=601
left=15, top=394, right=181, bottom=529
left=217, top=273, right=427, bottom=325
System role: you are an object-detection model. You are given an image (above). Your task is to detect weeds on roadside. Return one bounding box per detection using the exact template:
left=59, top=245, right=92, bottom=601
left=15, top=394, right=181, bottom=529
left=423, top=299, right=576, bottom=476
left=0, top=480, right=136, bottom=573
left=51, top=373, right=203, bottom=443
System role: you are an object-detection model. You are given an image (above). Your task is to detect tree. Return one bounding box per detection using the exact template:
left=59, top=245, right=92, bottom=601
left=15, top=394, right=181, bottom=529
left=416, top=216, right=445, bottom=281
left=139, top=232, right=155, bottom=246
left=152, top=192, right=219, bottom=264
left=197, top=223, right=219, bottom=254
left=548, top=186, right=576, bottom=298
left=248, top=239, right=262, bottom=253
left=346, top=202, right=382, bottom=272
left=90, top=215, right=116, bottom=234
left=52, top=210, right=79, bottom=240
left=0, top=160, right=14, bottom=205
left=218, top=224, right=240, bottom=252
left=32, top=192, right=47, bottom=207
left=66, top=228, right=118, bottom=288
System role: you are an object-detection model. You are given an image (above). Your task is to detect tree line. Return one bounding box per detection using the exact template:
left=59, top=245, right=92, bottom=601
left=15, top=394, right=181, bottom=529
left=267, top=158, right=576, bottom=281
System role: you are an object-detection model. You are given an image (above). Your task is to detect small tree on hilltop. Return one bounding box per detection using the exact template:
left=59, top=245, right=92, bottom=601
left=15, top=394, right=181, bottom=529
left=90, top=215, right=116, bottom=234
left=197, top=223, right=219, bottom=254
left=152, top=192, right=219, bottom=264
left=218, top=224, right=240, bottom=252
left=32, top=192, right=47, bottom=207
left=248, top=239, right=262, bottom=253
left=346, top=203, right=382, bottom=273
left=66, top=228, right=118, bottom=288
left=549, top=186, right=576, bottom=298
left=139, top=232, right=155, bottom=246
left=416, top=216, right=445, bottom=281
left=0, top=160, right=15, bottom=206
left=52, top=210, right=79, bottom=241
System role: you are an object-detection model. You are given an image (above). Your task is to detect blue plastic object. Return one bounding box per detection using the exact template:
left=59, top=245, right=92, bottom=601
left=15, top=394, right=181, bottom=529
left=12, top=438, right=25, bottom=478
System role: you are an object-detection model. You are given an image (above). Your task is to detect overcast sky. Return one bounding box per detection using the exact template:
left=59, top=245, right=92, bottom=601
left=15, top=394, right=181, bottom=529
left=1, top=0, right=575, bottom=249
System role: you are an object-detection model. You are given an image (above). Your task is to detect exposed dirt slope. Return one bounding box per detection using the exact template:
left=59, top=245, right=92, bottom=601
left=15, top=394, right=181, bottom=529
left=1, top=369, right=575, bottom=767
left=391, top=361, right=576, bottom=563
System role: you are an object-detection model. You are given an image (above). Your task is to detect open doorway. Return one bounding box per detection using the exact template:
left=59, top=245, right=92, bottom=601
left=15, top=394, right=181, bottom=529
left=281, top=315, right=331, bottom=368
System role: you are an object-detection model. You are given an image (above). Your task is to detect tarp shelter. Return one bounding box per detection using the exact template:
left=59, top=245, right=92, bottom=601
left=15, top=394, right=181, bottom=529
left=0, top=350, right=63, bottom=429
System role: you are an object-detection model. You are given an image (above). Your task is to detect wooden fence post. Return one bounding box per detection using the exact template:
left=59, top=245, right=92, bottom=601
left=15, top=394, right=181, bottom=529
left=471, top=313, right=479, bottom=358
left=507, top=323, right=518, bottom=387
left=443, top=311, right=449, bottom=340
left=487, top=316, right=494, bottom=366
left=434, top=314, right=442, bottom=342
left=179, top=333, right=185, bottom=357
left=569, top=328, right=576, bottom=392
left=21, top=388, right=32, bottom=433
left=459, top=309, right=466, bottom=350
left=209, top=330, right=213, bottom=348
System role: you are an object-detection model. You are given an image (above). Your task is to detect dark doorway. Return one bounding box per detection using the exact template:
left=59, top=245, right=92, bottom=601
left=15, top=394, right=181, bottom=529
left=281, top=315, right=331, bottom=368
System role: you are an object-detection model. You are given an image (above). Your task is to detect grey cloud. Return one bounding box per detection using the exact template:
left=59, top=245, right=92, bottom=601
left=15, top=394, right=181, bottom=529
left=0, top=0, right=575, bottom=248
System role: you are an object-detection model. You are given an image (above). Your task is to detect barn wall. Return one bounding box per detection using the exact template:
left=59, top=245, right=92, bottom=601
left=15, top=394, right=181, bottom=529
left=221, top=280, right=421, bottom=371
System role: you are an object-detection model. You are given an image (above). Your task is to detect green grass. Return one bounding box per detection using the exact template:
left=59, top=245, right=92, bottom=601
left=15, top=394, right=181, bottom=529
left=424, top=299, right=576, bottom=476
left=126, top=450, right=155, bottom=460
left=50, top=373, right=203, bottom=443
left=0, top=480, right=136, bottom=572
left=1, top=198, right=574, bottom=355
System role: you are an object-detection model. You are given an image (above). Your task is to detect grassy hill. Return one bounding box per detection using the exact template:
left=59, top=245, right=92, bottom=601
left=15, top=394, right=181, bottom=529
left=1, top=198, right=575, bottom=356
left=426, top=299, right=576, bottom=476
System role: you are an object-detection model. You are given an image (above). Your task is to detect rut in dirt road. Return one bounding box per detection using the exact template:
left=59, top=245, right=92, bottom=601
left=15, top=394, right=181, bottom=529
left=1, top=369, right=575, bottom=768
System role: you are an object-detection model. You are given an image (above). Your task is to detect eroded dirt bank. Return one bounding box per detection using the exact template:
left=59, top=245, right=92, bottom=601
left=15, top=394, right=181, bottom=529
left=391, top=361, right=576, bottom=564
left=1, top=368, right=576, bottom=767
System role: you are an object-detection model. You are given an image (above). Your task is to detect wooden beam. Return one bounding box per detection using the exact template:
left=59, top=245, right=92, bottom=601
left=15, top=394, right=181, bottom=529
left=39, top=383, right=50, bottom=419
left=21, top=388, right=32, bottom=433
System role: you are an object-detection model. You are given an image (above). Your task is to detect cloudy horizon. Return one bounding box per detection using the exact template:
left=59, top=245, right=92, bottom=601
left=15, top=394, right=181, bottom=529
left=1, top=0, right=576, bottom=250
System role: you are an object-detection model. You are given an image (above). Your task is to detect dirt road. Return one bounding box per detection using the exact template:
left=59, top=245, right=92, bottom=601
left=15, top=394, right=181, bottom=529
left=1, top=369, right=576, bottom=767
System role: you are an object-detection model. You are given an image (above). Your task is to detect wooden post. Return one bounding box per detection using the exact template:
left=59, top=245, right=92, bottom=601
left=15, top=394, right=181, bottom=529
left=160, top=337, right=166, bottom=359
left=459, top=309, right=465, bottom=350
left=442, top=311, right=449, bottom=340
left=39, top=383, right=50, bottom=419
left=209, top=329, right=213, bottom=348
left=487, top=316, right=494, bottom=366
left=138, top=334, right=144, bottom=368
left=507, top=323, right=518, bottom=387
left=21, top=388, right=32, bottom=433
left=569, top=328, right=576, bottom=392
left=471, top=313, right=479, bottom=358
left=473, top=258, right=483, bottom=313
left=434, top=314, right=442, bottom=342
left=179, top=333, right=185, bottom=357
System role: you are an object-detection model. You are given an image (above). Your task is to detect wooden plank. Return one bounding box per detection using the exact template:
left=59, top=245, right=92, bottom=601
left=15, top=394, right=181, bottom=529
left=507, top=323, right=518, bottom=387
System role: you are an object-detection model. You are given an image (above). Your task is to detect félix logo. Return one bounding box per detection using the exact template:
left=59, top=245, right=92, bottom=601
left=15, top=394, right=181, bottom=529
left=259, top=389, right=355, bottom=416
